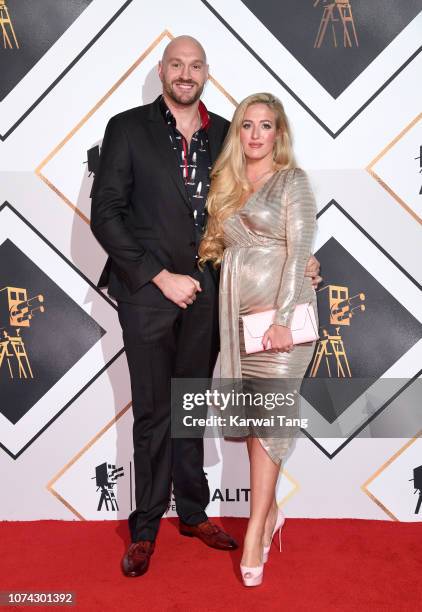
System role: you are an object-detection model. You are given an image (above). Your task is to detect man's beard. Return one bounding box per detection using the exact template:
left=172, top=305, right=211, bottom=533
left=163, top=78, right=204, bottom=106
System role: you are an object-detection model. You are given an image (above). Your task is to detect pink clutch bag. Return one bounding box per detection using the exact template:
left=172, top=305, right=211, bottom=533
left=241, top=303, right=319, bottom=354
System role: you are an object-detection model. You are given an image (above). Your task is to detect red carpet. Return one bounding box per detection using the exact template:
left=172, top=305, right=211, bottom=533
left=2, top=518, right=421, bottom=611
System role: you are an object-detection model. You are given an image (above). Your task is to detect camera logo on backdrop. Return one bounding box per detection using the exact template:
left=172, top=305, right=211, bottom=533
left=85, top=146, right=101, bottom=179
left=309, top=283, right=365, bottom=379
left=93, top=462, right=124, bottom=512
left=415, top=146, right=422, bottom=195
left=363, top=435, right=422, bottom=521
left=410, top=465, right=422, bottom=515
left=0, top=286, right=44, bottom=379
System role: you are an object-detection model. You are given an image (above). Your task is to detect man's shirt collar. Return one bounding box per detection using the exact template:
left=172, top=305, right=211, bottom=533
left=159, top=95, right=211, bottom=131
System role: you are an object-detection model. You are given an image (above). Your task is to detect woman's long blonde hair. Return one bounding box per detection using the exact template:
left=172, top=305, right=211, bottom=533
left=199, top=93, right=295, bottom=267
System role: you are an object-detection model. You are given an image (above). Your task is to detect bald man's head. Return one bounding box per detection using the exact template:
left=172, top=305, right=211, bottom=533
left=158, top=35, right=208, bottom=106
left=162, top=36, right=207, bottom=64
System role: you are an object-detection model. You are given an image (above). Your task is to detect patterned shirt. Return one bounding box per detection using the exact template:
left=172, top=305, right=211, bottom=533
left=159, top=96, right=212, bottom=246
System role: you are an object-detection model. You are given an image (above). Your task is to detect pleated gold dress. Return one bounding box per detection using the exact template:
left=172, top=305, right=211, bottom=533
left=219, top=168, right=318, bottom=463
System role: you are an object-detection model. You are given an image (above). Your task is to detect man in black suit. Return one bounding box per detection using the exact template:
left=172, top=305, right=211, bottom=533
left=91, top=35, right=236, bottom=577
left=91, top=35, right=320, bottom=577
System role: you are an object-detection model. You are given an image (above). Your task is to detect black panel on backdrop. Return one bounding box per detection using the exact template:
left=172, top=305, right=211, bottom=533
left=0, top=0, right=93, bottom=101
left=0, top=239, right=104, bottom=424
left=302, top=237, right=422, bottom=422
left=241, top=0, right=422, bottom=98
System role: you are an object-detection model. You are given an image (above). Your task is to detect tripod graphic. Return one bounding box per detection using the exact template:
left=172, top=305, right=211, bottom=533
left=314, top=0, right=359, bottom=48
left=309, top=284, right=365, bottom=378
left=0, top=329, right=33, bottom=378
left=0, top=286, right=45, bottom=379
left=0, top=0, right=19, bottom=49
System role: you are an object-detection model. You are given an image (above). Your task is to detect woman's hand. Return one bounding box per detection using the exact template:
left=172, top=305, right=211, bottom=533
left=305, top=254, right=322, bottom=289
left=262, top=324, right=294, bottom=353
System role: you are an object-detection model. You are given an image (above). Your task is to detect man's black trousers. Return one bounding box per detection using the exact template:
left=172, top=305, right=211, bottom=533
left=117, top=271, right=219, bottom=542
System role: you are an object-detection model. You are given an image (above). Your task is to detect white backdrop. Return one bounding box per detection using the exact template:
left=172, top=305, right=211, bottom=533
left=0, top=0, right=421, bottom=523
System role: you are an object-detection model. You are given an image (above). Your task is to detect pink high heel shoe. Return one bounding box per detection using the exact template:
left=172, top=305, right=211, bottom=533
left=263, top=506, right=285, bottom=563
left=240, top=563, right=264, bottom=587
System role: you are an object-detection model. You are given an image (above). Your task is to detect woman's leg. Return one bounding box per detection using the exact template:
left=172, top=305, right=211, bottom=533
left=242, top=437, right=280, bottom=567
left=246, top=438, right=282, bottom=549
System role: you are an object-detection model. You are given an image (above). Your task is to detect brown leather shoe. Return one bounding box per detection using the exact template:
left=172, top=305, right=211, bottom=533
left=121, top=540, right=155, bottom=577
left=179, top=519, right=238, bottom=550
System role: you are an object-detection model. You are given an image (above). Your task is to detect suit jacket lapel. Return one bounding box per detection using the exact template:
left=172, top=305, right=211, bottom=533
left=147, top=99, right=191, bottom=210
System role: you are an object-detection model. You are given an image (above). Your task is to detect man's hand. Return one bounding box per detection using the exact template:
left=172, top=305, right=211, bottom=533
left=152, top=269, right=201, bottom=309
left=305, top=254, right=322, bottom=290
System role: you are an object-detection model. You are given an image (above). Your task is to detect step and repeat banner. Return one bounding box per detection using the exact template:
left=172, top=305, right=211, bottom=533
left=1, top=0, right=421, bottom=522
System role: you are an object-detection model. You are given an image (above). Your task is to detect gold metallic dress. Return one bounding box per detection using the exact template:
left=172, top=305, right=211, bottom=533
left=219, top=168, right=318, bottom=463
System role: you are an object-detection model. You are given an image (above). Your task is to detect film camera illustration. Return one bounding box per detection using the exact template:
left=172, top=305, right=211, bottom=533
left=410, top=465, right=422, bottom=515
left=0, top=286, right=45, bottom=379
left=93, top=462, right=124, bottom=512
left=0, top=0, right=19, bottom=49
left=85, top=145, right=101, bottom=178
left=309, top=284, right=365, bottom=378
left=415, top=145, right=422, bottom=195
left=313, top=0, right=359, bottom=49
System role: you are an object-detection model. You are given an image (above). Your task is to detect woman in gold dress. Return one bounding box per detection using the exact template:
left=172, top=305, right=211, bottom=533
left=199, top=93, right=318, bottom=586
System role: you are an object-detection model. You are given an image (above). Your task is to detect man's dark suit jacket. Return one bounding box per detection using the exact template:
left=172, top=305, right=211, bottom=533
left=90, top=96, right=230, bottom=306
